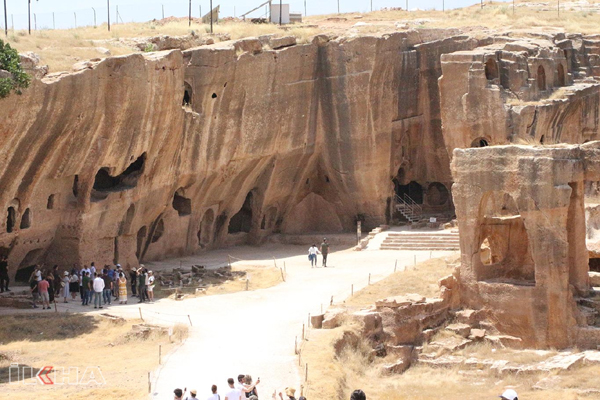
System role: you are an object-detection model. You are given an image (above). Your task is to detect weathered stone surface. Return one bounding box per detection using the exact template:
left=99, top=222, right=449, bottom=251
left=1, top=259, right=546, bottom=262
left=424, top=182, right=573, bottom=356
left=590, top=271, right=600, bottom=287
left=429, top=336, right=472, bottom=353
left=445, top=323, right=471, bottom=337
left=352, top=309, right=383, bottom=337
left=468, top=328, right=486, bottom=341
left=485, top=334, right=524, bottom=349
left=322, top=308, right=346, bottom=329
left=269, top=36, right=297, bottom=50
left=0, top=69, right=11, bottom=79
left=310, top=313, right=324, bottom=329
left=383, top=358, right=410, bottom=374
left=536, top=353, right=585, bottom=371
left=0, top=30, right=476, bottom=275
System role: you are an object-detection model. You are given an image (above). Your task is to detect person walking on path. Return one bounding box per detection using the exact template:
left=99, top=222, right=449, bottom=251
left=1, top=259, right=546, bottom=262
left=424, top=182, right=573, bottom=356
left=137, top=267, right=147, bottom=303
left=29, top=276, right=39, bottom=308
left=0, top=254, right=10, bottom=292
left=92, top=273, right=105, bottom=309
left=320, top=238, right=330, bottom=268
left=38, top=276, right=50, bottom=309
left=308, top=244, right=320, bottom=268
left=118, top=272, right=128, bottom=304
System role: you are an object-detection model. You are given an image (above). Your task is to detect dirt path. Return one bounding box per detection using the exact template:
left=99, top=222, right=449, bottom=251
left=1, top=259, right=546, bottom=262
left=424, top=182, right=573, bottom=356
left=0, top=242, right=453, bottom=399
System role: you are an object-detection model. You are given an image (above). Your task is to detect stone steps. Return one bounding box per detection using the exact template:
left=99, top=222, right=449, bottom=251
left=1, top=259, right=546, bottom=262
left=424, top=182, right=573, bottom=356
left=380, top=232, right=460, bottom=251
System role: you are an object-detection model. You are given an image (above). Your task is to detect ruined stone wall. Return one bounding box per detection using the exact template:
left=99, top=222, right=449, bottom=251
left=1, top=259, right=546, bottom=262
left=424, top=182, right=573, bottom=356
left=0, top=30, right=475, bottom=278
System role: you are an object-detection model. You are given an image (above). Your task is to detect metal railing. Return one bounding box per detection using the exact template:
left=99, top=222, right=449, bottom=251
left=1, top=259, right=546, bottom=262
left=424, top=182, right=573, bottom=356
left=394, top=193, right=422, bottom=222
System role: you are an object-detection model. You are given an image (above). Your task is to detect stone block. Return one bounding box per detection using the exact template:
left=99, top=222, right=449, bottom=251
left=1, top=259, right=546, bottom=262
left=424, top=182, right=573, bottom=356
left=446, top=323, right=471, bottom=337
left=322, top=308, right=345, bottom=329
left=310, top=313, right=324, bottom=329
left=269, top=36, right=297, bottom=50
left=383, top=358, right=410, bottom=374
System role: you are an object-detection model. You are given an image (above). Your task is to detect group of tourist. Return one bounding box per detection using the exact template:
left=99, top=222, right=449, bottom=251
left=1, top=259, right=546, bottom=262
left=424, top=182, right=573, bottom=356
left=307, top=238, right=330, bottom=268
left=26, top=262, right=156, bottom=309
left=172, top=375, right=336, bottom=400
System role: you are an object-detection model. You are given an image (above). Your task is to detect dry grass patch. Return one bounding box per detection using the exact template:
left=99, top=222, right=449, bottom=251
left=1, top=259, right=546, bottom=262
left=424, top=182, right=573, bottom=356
left=345, top=256, right=456, bottom=308
left=203, top=264, right=283, bottom=295
left=0, top=314, right=186, bottom=400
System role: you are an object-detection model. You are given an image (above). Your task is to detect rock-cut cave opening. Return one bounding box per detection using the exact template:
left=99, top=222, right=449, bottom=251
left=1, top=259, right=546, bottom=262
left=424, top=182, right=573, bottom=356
left=92, top=153, right=146, bottom=200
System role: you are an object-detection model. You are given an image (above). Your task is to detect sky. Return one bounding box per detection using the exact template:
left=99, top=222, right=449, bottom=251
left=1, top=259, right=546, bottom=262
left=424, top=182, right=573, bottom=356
left=0, top=0, right=511, bottom=30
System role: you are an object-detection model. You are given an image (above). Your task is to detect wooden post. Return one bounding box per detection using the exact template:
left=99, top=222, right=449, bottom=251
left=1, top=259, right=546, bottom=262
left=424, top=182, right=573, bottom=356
left=54, top=300, right=58, bottom=313
left=414, top=254, right=416, bottom=267
left=430, top=250, right=432, bottom=259
left=320, top=304, right=322, bottom=313
left=139, top=307, right=144, bottom=321
left=280, top=268, right=286, bottom=282
left=228, top=255, right=231, bottom=267
left=273, top=257, right=277, bottom=268
left=188, top=315, right=193, bottom=327
left=148, top=372, right=151, bottom=393
left=302, top=323, right=305, bottom=340
left=308, top=313, right=310, bottom=328
left=330, top=295, right=333, bottom=305
left=305, top=363, right=308, bottom=382
left=245, top=279, right=249, bottom=291
left=284, top=261, right=286, bottom=273
left=394, top=259, right=397, bottom=272
left=295, top=336, right=298, bottom=354
left=351, top=284, right=353, bottom=296
left=368, top=273, right=371, bottom=285
left=159, top=345, right=162, bottom=364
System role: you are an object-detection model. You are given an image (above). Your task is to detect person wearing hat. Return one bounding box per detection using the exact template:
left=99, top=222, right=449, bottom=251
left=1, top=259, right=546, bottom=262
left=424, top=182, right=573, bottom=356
left=320, top=238, right=330, bottom=268
left=499, top=389, right=518, bottom=400
left=184, top=388, right=198, bottom=399
left=62, top=270, right=70, bottom=303
left=278, top=387, right=297, bottom=400
left=137, top=266, right=147, bottom=303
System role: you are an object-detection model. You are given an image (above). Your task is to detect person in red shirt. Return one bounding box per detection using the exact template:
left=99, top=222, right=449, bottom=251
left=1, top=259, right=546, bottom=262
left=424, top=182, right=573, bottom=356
left=37, top=277, right=50, bottom=310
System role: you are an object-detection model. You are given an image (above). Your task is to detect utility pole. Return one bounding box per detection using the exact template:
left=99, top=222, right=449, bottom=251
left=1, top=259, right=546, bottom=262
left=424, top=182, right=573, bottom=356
left=27, top=0, right=31, bottom=34
left=107, top=0, right=111, bottom=31
left=92, top=8, right=96, bottom=27
left=210, top=0, right=213, bottom=33
left=304, top=0, right=306, bottom=16
left=162, top=4, right=164, bottom=19
left=279, top=0, right=282, bottom=24
left=74, top=12, right=77, bottom=28
left=33, top=13, right=36, bottom=30
left=558, top=0, right=560, bottom=17
left=199, top=5, right=201, bottom=18
left=370, top=0, right=372, bottom=12
left=3, top=0, right=7, bottom=36
left=116, top=5, right=118, bottom=25
left=337, top=0, right=340, bottom=13
left=406, top=0, right=408, bottom=11
left=188, top=0, right=191, bottom=26
left=52, top=12, right=55, bottom=29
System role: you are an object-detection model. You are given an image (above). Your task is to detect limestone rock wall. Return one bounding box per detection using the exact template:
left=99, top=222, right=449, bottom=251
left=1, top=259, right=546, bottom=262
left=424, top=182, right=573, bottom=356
left=0, top=30, right=474, bottom=277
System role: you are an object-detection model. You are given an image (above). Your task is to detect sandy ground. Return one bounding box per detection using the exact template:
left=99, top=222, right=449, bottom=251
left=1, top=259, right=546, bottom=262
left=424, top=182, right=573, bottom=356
left=0, top=240, right=453, bottom=399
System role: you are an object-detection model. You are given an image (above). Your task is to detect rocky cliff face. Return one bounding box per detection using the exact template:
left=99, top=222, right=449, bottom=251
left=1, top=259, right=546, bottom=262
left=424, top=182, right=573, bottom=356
left=0, top=30, right=472, bottom=276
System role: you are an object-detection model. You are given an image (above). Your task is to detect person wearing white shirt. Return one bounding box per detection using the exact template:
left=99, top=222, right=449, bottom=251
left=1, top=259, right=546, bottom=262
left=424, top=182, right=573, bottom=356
left=92, top=273, right=105, bottom=309
left=206, top=384, right=220, bottom=400
left=224, top=378, right=241, bottom=400
left=308, top=244, right=320, bottom=268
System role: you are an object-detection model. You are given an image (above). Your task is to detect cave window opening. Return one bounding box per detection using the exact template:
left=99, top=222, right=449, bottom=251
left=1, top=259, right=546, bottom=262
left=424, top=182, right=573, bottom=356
left=261, top=215, right=267, bottom=230
left=557, top=63, right=566, bottom=87
left=228, top=192, right=253, bottom=234
left=212, top=93, right=217, bottom=99
left=325, top=176, right=330, bottom=183
left=72, top=175, right=79, bottom=198
left=537, top=65, right=546, bottom=91
left=306, top=179, right=309, bottom=185
left=20, top=208, right=31, bottom=229
left=183, top=82, right=193, bottom=106
left=485, top=58, right=499, bottom=81
left=92, top=153, right=146, bottom=198
left=151, top=219, right=164, bottom=243
left=471, top=137, right=489, bottom=148
left=172, top=190, right=192, bottom=217
left=47, top=194, right=55, bottom=210
left=6, top=207, right=16, bottom=233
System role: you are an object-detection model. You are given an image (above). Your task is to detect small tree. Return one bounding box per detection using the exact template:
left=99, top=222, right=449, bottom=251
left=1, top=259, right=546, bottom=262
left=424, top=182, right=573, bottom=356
left=0, top=39, right=30, bottom=99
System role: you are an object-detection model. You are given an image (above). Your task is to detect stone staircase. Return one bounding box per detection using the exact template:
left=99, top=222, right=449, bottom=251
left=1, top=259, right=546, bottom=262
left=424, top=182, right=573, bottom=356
left=380, top=231, right=460, bottom=251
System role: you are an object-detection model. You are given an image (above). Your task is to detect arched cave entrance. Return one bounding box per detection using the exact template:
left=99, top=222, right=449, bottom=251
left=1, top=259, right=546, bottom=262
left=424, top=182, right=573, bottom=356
left=172, top=189, right=192, bottom=216
left=557, top=64, right=566, bottom=87
left=476, top=192, right=535, bottom=284
left=426, top=182, right=450, bottom=206
left=228, top=192, right=253, bottom=234
left=6, top=207, right=15, bottom=233
left=198, top=209, right=215, bottom=246
left=537, top=65, right=546, bottom=91
left=485, top=58, right=499, bottom=80
left=136, top=226, right=147, bottom=260
left=15, top=248, right=45, bottom=283
left=394, top=181, right=423, bottom=204
left=20, top=208, right=31, bottom=229
left=47, top=194, right=55, bottom=210
left=183, top=82, right=192, bottom=106
left=471, top=137, right=489, bottom=148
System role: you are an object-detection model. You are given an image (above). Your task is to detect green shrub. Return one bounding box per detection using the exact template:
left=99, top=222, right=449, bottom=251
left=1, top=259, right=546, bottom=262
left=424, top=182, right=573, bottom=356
left=0, top=39, right=30, bottom=98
